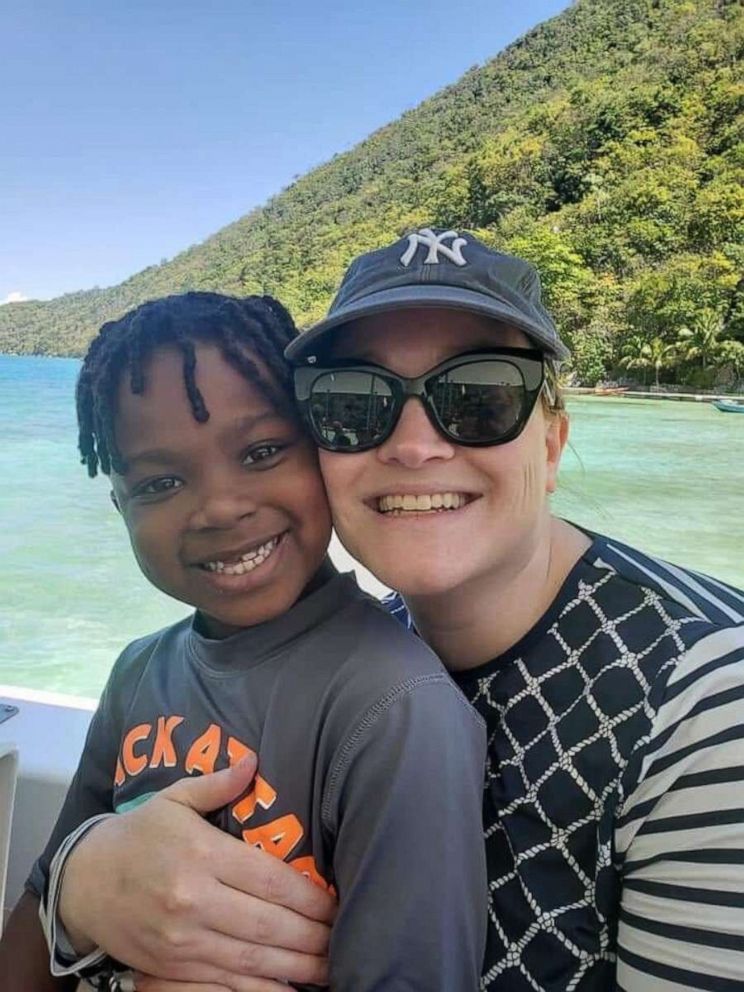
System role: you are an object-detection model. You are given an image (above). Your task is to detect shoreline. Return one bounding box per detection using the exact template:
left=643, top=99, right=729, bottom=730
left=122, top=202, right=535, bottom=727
left=565, top=387, right=743, bottom=404
left=1, top=355, right=741, bottom=405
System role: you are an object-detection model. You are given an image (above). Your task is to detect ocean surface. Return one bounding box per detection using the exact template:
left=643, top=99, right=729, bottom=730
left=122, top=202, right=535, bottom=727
left=1, top=354, right=742, bottom=699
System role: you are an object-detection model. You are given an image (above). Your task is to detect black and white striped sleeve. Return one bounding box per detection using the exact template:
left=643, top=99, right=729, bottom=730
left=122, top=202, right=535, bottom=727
left=615, top=623, right=744, bottom=990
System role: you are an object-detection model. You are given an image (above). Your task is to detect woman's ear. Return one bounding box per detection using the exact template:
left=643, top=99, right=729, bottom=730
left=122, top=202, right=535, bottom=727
left=545, top=412, right=569, bottom=494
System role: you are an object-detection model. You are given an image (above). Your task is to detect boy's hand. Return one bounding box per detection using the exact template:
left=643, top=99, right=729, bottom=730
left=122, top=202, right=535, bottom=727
left=0, top=891, right=77, bottom=991
left=59, top=756, right=334, bottom=988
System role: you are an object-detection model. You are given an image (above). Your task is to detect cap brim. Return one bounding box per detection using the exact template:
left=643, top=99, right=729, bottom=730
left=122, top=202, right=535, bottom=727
left=285, top=284, right=570, bottom=361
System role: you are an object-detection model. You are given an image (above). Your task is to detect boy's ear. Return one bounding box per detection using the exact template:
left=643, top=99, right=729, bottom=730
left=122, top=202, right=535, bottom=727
left=110, top=490, right=121, bottom=514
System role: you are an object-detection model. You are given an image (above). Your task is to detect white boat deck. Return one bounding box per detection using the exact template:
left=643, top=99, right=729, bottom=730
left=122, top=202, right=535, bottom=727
left=0, top=685, right=95, bottom=925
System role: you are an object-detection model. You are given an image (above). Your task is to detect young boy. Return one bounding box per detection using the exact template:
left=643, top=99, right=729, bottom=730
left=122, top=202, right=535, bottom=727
left=0, top=292, right=487, bottom=991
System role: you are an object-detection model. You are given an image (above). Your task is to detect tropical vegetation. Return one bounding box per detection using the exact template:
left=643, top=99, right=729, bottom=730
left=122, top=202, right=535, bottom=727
left=1, top=0, right=742, bottom=390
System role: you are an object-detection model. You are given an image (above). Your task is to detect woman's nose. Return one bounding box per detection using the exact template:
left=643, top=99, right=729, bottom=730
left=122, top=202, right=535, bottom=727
left=376, top=398, right=456, bottom=468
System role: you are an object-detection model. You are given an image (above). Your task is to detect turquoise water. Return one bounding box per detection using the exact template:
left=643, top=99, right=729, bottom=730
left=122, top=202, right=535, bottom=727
left=1, top=355, right=742, bottom=698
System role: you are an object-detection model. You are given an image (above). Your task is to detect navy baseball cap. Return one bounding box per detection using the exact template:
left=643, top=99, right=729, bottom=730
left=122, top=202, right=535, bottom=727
left=285, top=227, right=570, bottom=363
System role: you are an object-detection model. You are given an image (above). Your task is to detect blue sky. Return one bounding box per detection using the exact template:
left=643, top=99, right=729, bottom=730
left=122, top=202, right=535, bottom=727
left=2, top=0, right=569, bottom=302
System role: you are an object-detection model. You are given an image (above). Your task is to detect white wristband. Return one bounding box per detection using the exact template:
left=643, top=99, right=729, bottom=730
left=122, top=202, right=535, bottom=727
left=41, top=813, right=115, bottom=977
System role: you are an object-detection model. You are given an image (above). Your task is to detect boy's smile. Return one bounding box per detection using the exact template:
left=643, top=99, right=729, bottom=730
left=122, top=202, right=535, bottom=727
left=111, top=342, right=332, bottom=638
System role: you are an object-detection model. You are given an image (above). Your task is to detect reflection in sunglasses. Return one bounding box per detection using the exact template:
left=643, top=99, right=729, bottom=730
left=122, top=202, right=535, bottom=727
left=295, top=350, right=544, bottom=451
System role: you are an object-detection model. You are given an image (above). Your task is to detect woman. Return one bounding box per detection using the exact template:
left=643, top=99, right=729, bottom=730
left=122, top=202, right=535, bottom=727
left=26, top=230, right=744, bottom=990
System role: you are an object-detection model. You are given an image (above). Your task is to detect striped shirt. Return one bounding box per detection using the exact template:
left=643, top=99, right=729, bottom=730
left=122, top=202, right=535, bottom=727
left=387, top=531, right=744, bottom=990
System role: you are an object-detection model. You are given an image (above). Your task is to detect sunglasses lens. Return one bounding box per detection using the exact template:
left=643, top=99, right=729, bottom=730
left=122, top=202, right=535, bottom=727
left=428, top=361, right=527, bottom=442
left=308, top=370, right=395, bottom=449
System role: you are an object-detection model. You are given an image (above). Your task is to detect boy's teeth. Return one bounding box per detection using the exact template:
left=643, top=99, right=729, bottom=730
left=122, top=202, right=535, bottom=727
left=378, top=493, right=466, bottom=513
left=204, top=537, right=279, bottom=574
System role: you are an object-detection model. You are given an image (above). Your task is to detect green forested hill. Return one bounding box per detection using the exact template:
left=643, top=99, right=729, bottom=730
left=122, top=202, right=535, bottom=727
left=2, top=0, right=743, bottom=387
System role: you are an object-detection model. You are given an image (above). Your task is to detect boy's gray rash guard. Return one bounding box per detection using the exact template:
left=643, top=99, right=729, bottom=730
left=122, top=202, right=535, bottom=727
left=28, top=567, right=488, bottom=990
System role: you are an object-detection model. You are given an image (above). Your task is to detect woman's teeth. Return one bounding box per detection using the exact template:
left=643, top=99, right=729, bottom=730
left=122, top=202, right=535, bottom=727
left=202, top=537, right=279, bottom=574
left=377, top=493, right=467, bottom=514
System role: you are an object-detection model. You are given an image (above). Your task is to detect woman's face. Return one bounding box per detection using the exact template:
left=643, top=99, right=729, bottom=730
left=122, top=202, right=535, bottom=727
left=318, top=307, right=568, bottom=599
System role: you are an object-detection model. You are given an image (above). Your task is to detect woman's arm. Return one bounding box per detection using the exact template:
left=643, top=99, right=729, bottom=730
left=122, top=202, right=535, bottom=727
left=0, top=892, right=76, bottom=992
left=616, top=627, right=744, bottom=989
left=57, top=761, right=334, bottom=990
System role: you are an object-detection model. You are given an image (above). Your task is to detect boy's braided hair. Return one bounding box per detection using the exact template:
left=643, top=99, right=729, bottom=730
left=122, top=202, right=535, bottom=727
left=76, top=291, right=299, bottom=478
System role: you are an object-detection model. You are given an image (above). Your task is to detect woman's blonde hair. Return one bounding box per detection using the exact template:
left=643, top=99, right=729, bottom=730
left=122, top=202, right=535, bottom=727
left=542, top=360, right=566, bottom=417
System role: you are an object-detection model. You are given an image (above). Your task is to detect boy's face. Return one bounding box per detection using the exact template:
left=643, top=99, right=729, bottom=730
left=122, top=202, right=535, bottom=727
left=110, top=342, right=332, bottom=638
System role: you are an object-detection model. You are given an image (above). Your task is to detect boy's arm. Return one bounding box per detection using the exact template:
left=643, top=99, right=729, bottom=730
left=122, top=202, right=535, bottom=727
left=0, top=891, right=77, bottom=992
left=21, top=650, right=135, bottom=981
left=326, top=673, right=487, bottom=991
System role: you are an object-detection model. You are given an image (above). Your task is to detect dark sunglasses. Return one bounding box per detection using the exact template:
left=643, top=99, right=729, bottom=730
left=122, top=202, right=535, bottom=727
left=292, top=348, right=545, bottom=452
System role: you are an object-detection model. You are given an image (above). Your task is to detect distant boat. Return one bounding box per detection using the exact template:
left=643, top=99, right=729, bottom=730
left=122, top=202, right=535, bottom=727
left=713, top=399, right=744, bottom=413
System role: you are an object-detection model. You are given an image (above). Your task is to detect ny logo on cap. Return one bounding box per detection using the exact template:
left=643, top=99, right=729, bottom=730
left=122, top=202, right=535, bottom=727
left=400, top=228, right=468, bottom=267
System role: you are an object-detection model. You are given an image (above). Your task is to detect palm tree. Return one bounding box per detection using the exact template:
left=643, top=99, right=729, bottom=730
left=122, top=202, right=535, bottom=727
left=717, top=339, right=744, bottom=379
left=619, top=335, right=676, bottom=388
left=675, top=311, right=727, bottom=371
left=618, top=335, right=648, bottom=385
